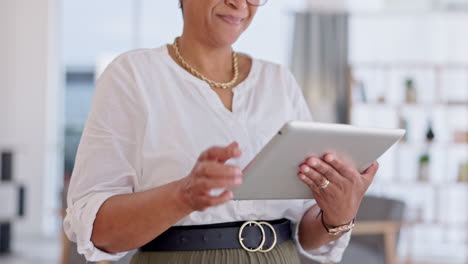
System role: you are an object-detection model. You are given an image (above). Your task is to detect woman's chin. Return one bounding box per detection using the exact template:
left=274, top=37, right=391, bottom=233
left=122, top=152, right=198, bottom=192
left=212, top=31, right=243, bottom=47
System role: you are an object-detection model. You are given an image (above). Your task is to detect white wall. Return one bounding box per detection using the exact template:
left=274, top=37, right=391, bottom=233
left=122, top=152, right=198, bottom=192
left=0, top=0, right=62, bottom=237
left=63, top=0, right=307, bottom=68
left=234, top=0, right=306, bottom=65
left=350, top=12, right=468, bottom=63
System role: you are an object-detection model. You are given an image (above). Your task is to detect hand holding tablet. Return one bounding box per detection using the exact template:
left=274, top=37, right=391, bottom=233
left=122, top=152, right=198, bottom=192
left=232, top=121, right=405, bottom=200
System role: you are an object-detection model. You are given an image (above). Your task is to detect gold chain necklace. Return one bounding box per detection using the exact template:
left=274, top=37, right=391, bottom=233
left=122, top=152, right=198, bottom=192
left=172, top=37, right=239, bottom=89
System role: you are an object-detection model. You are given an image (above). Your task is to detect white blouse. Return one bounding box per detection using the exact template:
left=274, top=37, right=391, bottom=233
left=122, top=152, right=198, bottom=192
left=63, top=46, right=351, bottom=262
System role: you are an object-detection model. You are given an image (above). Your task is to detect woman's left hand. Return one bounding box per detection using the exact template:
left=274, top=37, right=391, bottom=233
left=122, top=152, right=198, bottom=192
left=298, top=154, right=379, bottom=226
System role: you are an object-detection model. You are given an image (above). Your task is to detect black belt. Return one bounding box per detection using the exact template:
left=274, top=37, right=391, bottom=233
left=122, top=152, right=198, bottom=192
left=139, top=219, right=292, bottom=252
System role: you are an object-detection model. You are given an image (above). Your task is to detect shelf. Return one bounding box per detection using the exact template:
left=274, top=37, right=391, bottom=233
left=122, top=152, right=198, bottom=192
left=349, top=51, right=468, bottom=262
left=350, top=62, right=468, bottom=70
left=396, top=142, right=468, bottom=148
left=399, top=220, right=468, bottom=227
left=353, top=220, right=468, bottom=234
left=352, top=102, right=468, bottom=108
left=371, top=181, right=468, bottom=187
left=350, top=10, right=468, bottom=20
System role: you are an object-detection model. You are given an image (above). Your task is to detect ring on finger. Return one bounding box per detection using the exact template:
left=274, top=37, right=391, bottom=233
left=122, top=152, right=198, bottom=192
left=319, top=179, right=330, bottom=189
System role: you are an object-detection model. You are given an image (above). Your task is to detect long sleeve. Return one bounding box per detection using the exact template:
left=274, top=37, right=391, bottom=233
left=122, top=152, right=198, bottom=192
left=63, top=54, right=147, bottom=261
left=285, top=67, right=351, bottom=263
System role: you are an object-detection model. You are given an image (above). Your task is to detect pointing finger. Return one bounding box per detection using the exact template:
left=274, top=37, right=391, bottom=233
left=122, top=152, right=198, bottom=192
left=198, top=142, right=242, bottom=163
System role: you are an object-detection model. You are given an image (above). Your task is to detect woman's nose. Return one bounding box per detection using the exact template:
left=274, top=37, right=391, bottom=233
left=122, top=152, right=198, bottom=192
left=225, top=0, right=248, bottom=9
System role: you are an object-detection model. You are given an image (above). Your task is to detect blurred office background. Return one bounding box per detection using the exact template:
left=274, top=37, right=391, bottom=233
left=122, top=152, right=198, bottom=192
left=0, top=0, right=467, bottom=263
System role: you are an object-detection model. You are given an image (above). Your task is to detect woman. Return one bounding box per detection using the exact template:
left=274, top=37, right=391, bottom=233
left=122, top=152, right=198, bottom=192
left=64, top=0, right=379, bottom=263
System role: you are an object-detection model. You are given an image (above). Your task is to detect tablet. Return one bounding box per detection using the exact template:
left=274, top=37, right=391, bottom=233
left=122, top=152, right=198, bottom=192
left=232, top=121, right=405, bottom=200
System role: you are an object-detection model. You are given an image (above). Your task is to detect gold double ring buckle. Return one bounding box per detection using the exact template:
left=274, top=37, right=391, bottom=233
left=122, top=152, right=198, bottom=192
left=238, top=221, right=277, bottom=253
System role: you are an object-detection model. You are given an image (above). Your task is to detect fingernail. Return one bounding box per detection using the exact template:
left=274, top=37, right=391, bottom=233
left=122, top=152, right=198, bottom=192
left=301, top=165, right=311, bottom=173
left=326, top=155, right=334, bottom=162
left=299, top=173, right=307, bottom=181
left=308, top=159, right=317, bottom=168
left=232, top=168, right=242, bottom=176
left=235, top=177, right=242, bottom=185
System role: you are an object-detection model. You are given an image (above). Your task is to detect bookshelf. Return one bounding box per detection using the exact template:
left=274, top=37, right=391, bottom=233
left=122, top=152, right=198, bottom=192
left=349, top=62, right=468, bottom=263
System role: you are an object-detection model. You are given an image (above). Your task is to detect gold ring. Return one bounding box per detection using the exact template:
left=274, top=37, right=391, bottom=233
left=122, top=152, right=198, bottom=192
left=319, top=179, right=330, bottom=189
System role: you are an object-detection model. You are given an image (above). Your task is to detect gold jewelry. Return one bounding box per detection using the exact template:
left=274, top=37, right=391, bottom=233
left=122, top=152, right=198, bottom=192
left=172, top=37, right=239, bottom=89
left=319, top=179, right=330, bottom=189
left=238, top=220, right=278, bottom=253
left=319, top=210, right=355, bottom=236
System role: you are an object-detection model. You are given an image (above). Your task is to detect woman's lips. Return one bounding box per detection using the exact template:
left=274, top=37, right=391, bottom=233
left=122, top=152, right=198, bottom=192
left=218, top=15, right=244, bottom=25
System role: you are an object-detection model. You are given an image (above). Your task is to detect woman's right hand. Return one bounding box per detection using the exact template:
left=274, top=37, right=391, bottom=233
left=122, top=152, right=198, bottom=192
left=179, top=142, right=243, bottom=212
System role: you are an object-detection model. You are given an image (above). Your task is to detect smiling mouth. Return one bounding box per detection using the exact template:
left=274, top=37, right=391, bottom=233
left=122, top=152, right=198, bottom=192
left=218, top=15, right=244, bottom=25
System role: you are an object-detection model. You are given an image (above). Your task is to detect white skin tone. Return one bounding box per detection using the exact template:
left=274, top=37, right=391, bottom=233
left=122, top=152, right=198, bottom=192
left=90, top=0, right=379, bottom=254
